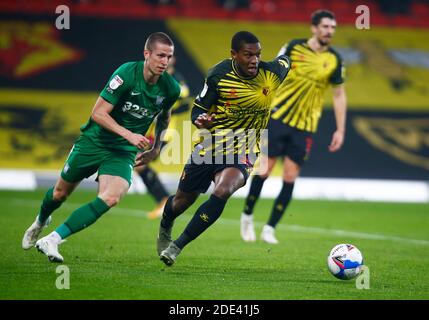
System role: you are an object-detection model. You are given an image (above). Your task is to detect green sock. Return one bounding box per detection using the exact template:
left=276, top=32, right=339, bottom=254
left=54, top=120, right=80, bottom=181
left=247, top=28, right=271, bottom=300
left=37, top=187, right=63, bottom=224
left=55, top=197, right=110, bottom=239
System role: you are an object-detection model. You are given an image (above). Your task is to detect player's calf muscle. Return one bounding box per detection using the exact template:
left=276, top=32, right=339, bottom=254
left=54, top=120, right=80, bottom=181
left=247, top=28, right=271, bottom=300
left=172, top=196, right=195, bottom=214
left=53, top=180, right=77, bottom=201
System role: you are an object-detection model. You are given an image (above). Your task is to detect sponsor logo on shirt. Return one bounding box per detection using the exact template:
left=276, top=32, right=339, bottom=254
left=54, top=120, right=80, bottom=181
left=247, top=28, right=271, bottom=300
left=122, top=101, right=157, bottom=119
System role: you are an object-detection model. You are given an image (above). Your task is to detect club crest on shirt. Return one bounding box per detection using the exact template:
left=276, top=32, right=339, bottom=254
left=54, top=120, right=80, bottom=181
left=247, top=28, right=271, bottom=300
left=156, top=96, right=165, bottom=106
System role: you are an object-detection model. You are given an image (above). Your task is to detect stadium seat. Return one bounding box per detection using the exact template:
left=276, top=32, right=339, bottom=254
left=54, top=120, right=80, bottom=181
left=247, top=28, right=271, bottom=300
left=276, top=0, right=299, bottom=12
left=411, top=2, right=429, bottom=17
left=301, top=0, right=325, bottom=12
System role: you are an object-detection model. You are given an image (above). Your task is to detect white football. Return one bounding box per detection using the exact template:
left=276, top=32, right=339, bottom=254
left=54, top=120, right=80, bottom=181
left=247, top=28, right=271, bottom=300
left=327, top=244, right=364, bottom=280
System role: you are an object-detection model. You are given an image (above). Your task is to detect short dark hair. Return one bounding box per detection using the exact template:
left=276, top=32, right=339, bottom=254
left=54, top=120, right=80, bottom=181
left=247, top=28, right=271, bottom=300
left=311, top=10, right=336, bottom=26
left=144, top=32, right=174, bottom=51
left=231, top=31, right=259, bottom=52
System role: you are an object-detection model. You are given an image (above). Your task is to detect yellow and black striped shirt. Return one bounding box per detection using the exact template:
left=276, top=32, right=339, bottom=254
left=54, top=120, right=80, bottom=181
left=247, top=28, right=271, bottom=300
left=194, top=56, right=290, bottom=157
left=271, top=39, right=345, bottom=133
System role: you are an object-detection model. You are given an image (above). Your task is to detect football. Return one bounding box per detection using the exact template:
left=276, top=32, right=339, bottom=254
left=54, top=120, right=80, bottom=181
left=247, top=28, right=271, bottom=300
left=327, top=244, right=364, bottom=280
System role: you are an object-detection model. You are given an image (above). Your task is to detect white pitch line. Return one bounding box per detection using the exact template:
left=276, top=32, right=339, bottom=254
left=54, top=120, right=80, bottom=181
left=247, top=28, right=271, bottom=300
left=214, top=216, right=429, bottom=246
left=10, top=198, right=429, bottom=246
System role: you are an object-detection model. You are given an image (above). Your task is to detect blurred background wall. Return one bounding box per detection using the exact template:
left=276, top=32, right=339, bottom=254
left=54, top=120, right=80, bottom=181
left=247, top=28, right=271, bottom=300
left=0, top=0, right=428, bottom=201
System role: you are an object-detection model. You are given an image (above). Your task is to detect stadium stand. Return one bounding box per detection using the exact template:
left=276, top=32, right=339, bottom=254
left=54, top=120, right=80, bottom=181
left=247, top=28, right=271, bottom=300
left=1, top=0, right=428, bottom=202
left=0, top=0, right=429, bottom=27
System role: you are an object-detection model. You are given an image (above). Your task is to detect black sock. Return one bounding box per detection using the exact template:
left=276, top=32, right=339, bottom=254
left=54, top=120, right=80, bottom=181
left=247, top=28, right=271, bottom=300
left=243, top=175, right=266, bottom=215
left=174, top=195, right=227, bottom=249
left=160, top=195, right=181, bottom=229
left=267, top=182, right=294, bottom=228
left=139, top=166, right=169, bottom=202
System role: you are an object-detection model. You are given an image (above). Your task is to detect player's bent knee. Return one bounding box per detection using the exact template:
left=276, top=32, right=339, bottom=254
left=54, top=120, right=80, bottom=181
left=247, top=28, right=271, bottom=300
left=213, top=187, right=233, bottom=200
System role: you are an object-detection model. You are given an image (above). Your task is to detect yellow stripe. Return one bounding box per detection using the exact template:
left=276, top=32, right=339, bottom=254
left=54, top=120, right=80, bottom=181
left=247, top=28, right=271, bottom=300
left=193, top=102, right=209, bottom=111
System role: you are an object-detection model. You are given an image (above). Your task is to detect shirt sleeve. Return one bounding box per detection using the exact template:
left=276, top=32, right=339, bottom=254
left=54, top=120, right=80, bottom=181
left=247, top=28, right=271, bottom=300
left=193, top=75, right=219, bottom=111
left=277, top=43, right=288, bottom=57
left=163, top=80, right=182, bottom=112
left=329, top=55, right=346, bottom=85
left=270, top=54, right=291, bottom=82
left=100, top=63, right=133, bottom=106
left=278, top=42, right=296, bottom=57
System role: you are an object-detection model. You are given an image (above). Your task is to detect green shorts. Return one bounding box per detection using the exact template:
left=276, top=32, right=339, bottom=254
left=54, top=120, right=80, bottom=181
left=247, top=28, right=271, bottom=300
left=60, top=136, right=136, bottom=186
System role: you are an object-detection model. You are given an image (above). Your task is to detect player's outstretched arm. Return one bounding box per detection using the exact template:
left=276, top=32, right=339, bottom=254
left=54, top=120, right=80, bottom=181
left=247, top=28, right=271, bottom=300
left=153, top=108, right=171, bottom=151
left=91, top=96, right=151, bottom=149
left=134, top=108, right=171, bottom=167
left=329, top=84, right=347, bottom=152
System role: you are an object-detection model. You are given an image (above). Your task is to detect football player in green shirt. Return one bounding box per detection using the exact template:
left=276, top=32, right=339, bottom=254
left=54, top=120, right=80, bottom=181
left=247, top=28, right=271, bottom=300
left=22, top=32, right=181, bottom=263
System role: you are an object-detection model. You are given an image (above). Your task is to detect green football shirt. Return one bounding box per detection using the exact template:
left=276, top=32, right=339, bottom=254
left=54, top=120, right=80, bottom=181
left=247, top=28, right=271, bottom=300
left=80, top=61, right=181, bottom=152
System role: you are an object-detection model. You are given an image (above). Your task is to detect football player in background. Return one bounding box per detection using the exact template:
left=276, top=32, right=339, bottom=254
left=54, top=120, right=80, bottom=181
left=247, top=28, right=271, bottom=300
left=240, top=10, right=347, bottom=244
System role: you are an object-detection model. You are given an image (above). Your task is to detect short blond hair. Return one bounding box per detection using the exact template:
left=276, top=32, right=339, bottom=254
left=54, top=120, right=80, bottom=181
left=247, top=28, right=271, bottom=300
left=144, top=32, right=174, bottom=51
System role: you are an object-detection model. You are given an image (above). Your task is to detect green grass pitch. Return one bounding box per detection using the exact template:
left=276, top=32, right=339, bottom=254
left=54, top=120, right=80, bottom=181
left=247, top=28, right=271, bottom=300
left=0, top=189, right=428, bottom=300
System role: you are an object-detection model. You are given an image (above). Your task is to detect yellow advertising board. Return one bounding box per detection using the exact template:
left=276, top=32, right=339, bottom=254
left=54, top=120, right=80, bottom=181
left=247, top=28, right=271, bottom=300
left=0, top=89, right=96, bottom=169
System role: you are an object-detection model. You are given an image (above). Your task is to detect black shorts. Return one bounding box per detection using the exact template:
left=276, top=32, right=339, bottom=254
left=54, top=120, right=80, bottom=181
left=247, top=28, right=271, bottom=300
left=267, top=118, right=314, bottom=166
left=178, top=150, right=254, bottom=194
